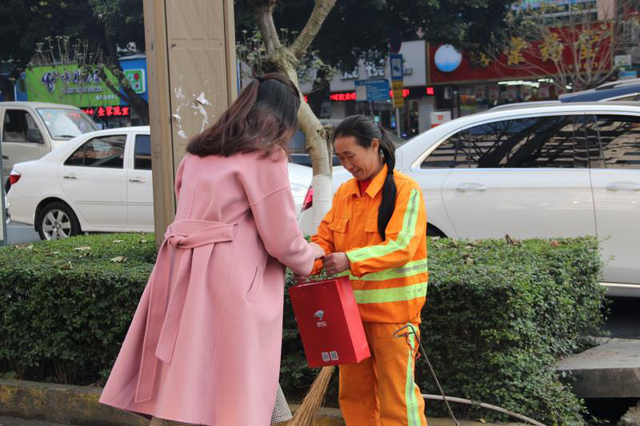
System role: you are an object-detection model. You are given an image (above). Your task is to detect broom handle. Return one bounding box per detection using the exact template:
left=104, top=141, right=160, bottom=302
left=394, top=324, right=460, bottom=426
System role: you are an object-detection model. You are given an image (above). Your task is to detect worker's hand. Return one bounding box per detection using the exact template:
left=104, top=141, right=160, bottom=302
left=310, top=242, right=325, bottom=260
left=323, top=252, right=350, bottom=275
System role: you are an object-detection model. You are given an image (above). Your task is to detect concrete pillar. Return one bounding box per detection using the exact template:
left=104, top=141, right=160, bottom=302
left=143, top=0, right=237, bottom=245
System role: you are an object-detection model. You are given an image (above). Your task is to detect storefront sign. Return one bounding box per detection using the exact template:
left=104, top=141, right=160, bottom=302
left=340, top=70, right=359, bottom=80
left=81, top=106, right=130, bottom=118
left=390, top=54, right=404, bottom=81
left=391, top=81, right=405, bottom=108
left=26, top=65, right=121, bottom=107
left=429, top=23, right=613, bottom=85
left=431, top=110, right=451, bottom=128
left=614, top=54, right=632, bottom=68
left=330, top=41, right=426, bottom=93
left=434, top=45, right=462, bottom=73
left=331, top=87, right=426, bottom=102
left=619, top=70, right=638, bottom=79
left=124, top=69, right=146, bottom=94
left=355, top=79, right=390, bottom=102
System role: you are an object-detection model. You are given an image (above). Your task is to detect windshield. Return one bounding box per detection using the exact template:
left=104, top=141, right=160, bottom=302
left=37, top=108, right=99, bottom=139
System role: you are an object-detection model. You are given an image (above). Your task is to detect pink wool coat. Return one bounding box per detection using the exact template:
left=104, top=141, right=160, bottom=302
left=99, top=152, right=315, bottom=425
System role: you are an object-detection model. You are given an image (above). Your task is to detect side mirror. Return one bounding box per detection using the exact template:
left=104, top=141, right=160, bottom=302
left=26, top=128, right=43, bottom=143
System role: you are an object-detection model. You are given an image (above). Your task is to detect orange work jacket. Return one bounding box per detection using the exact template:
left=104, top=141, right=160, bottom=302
left=311, top=165, right=428, bottom=324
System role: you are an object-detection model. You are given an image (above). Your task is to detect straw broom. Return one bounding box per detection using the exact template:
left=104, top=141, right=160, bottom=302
left=288, top=366, right=336, bottom=426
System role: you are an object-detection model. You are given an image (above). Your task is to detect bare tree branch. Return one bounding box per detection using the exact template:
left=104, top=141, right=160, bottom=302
left=290, top=0, right=337, bottom=60
left=251, top=1, right=282, bottom=59
left=488, top=0, right=633, bottom=92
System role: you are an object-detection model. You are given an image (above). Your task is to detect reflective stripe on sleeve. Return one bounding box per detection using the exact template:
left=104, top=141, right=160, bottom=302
left=346, top=188, right=420, bottom=264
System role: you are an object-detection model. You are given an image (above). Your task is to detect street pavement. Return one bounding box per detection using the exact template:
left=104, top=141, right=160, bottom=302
left=4, top=221, right=39, bottom=245
left=0, top=418, right=67, bottom=426
left=603, top=296, right=640, bottom=340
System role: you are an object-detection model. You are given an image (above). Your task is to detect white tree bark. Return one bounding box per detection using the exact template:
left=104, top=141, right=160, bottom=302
left=252, top=0, right=337, bottom=234
left=298, top=101, right=332, bottom=231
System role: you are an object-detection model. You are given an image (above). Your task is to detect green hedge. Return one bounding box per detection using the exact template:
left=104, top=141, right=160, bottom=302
left=0, top=234, right=606, bottom=423
left=0, top=234, right=155, bottom=384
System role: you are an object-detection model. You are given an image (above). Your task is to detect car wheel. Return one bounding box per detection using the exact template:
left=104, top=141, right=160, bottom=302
left=36, top=202, right=81, bottom=241
left=427, top=224, right=447, bottom=238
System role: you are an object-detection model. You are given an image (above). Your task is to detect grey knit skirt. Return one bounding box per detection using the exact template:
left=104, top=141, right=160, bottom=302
left=148, top=383, right=292, bottom=425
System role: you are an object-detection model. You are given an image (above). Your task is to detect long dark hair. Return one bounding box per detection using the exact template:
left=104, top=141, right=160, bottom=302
left=187, top=73, right=301, bottom=157
left=333, top=115, right=397, bottom=240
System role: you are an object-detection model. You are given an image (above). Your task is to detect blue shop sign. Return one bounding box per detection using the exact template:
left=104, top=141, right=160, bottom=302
left=355, top=79, right=390, bottom=102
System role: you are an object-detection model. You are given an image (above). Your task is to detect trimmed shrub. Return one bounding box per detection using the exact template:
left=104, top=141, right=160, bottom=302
left=0, top=234, right=155, bottom=384
left=0, top=234, right=605, bottom=423
left=280, top=237, right=606, bottom=423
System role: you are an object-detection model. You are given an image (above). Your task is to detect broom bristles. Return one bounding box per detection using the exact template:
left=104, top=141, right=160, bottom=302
left=288, top=365, right=336, bottom=426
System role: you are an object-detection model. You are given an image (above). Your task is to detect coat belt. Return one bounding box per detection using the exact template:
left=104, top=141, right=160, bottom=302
left=135, top=219, right=235, bottom=402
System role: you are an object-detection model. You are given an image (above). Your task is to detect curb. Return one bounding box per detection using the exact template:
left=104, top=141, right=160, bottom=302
left=0, top=379, right=507, bottom=426
left=0, top=379, right=145, bottom=426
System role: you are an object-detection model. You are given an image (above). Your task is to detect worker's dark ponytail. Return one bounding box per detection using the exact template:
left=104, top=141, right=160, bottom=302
left=333, top=115, right=397, bottom=240
left=376, top=125, right=397, bottom=240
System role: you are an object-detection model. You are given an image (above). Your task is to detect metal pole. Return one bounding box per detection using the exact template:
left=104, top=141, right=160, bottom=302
left=0, top=142, right=8, bottom=246
left=395, top=107, right=401, bottom=137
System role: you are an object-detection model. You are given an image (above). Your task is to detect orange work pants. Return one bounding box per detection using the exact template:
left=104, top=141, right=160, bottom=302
left=338, top=322, right=427, bottom=426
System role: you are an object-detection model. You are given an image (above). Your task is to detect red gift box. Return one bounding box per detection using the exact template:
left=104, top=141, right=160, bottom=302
left=289, top=276, right=371, bottom=367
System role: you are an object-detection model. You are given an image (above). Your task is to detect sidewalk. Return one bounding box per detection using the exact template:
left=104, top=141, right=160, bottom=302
left=0, top=417, right=66, bottom=426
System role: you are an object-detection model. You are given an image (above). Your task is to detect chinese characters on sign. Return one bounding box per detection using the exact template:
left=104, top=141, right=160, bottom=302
left=81, top=106, right=130, bottom=118
left=329, top=87, right=433, bottom=102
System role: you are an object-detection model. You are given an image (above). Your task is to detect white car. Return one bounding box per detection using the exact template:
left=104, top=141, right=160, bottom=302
left=300, top=102, right=640, bottom=297
left=7, top=126, right=311, bottom=240
left=1, top=101, right=100, bottom=191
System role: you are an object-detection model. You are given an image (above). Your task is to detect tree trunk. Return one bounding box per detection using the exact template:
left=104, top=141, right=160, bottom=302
left=103, top=26, right=150, bottom=124
left=252, top=0, right=337, bottom=234
left=298, top=101, right=332, bottom=230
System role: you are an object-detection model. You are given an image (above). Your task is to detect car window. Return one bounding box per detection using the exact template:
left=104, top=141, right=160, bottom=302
left=422, top=115, right=587, bottom=169
left=134, top=134, right=152, bottom=170
left=24, top=113, right=44, bottom=141
left=421, top=134, right=460, bottom=168
left=64, top=135, right=126, bottom=169
left=590, top=115, right=640, bottom=169
left=36, top=108, right=98, bottom=139
left=3, top=110, right=30, bottom=142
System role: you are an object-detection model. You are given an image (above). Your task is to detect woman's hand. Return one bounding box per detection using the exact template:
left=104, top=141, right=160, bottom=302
left=323, top=252, right=350, bottom=275
left=310, top=242, right=325, bottom=259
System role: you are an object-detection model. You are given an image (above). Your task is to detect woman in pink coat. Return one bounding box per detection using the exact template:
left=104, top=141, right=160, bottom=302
left=99, top=73, right=324, bottom=425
